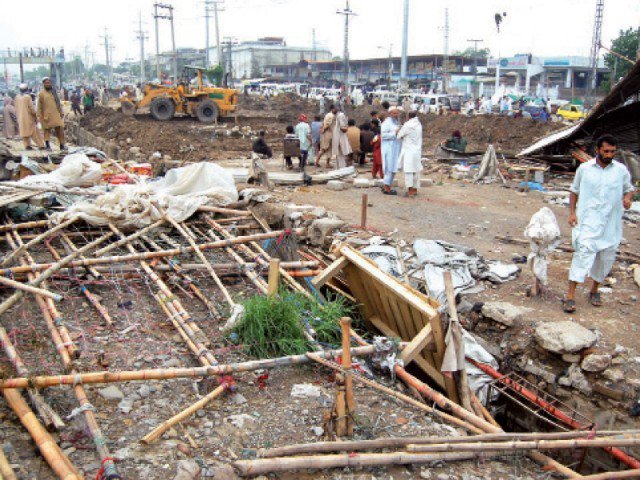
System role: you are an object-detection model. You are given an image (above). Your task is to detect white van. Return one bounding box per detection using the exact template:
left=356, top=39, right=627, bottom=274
left=412, top=94, right=451, bottom=113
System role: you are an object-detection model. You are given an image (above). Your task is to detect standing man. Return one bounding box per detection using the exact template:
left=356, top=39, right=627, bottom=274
left=316, top=105, right=336, bottom=168
left=381, top=107, right=402, bottom=195
left=331, top=106, right=352, bottom=169
left=563, top=135, right=634, bottom=313
left=37, top=77, right=66, bottom=151
left=346, top=119, right=361, bottom=167
left=311, top=115, right=323, bottom=165
left=295, top=114, right=312, bottom=170
left=359, top=123, right=375, bottom=165
left=83, top=89, right=95, bottom=114
left=397, top=111, right=423, bottom=197
left=70, top=90, right=83, bottom=117
left=2, top=97, right=18, bottom=139
left=14, top=84, right=44, bottom=150
left=319, top=94, right=326, bottom=116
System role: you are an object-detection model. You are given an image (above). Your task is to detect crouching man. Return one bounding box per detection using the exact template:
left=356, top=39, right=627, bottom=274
left=563, top=134, right=634, bottom=313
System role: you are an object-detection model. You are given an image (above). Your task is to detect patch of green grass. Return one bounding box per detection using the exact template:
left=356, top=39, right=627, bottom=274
left=232, top=290, right=356, bottom=358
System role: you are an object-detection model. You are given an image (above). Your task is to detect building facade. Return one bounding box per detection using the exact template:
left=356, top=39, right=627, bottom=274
left=209, top=37, right=332, bottom=80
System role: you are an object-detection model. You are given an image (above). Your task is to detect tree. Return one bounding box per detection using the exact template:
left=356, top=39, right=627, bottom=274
left=453, top=47, right=491, bottom=59
left=604, top=27, right=639, bottom=82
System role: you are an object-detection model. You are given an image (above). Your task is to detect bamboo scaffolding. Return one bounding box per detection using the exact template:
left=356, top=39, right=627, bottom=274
left=406, top=435, right=640, bottom=453
left=259, top=430, right=640, bottom=458
left=3, top=389, right=82, bottom=480
left=0, top=228, right=305, bottom=276
left=141, top=235, right=219, bottom=316
left=0, top=230, right=105, bottom=241
left=6, top=232, right=119, bottom=478
left=197, top=205, right=252, bottom=216
left=0, top=181, right=101, bottom=196
left=340, top=317, right=355, bottom=436
left=141, top=384, right=227, bottom=444
left=306, top=353, right=483, bottom=435
left=45, top=239, right=112, bottom=326
left=0, top=216, right=79, bottom=267
left=0, top=274, right=62, bottom=301
left=0, top=231, right=113, bottom=316
left=0, top=447, right=17, bottom=480
left=0, top=219, right=49, bottom=232
left=11, top=232, right=79, bottom=360
left=108, top=223, right=209, bottom=346
left=93, top=219, right=166, bottom=257
left=0, top=345, right=393, bottom=389
left=59, top=232, right=102, bottom=279
left=234, top=451, right=492, bottom=476
left=572, top=470, right=640, bottom=479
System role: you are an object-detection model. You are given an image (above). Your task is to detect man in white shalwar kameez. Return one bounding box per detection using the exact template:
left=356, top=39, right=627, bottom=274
left=331, top=107, right=352, bottom=169
left=381, top=107, right=402, bottom=195
left=397, top=111, right=423, bottom=197
left=563, top=134, right=634, bottom=313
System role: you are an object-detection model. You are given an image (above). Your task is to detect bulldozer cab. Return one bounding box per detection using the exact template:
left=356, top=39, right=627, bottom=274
left=181, top=66, right=206, bottom=93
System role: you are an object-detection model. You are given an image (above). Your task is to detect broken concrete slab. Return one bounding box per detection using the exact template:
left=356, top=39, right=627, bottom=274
left=98, top=385, right=124, bottom=402
left=308, top=218, right=346, bottom=246
left=534, top=321, right=597, bottom=354
left=291, top=383, right=322, bottom=398
left=558, top=364, right=592, bottom=395
left=481, top=301, right=534, bottom=327
left=353, top=178, right=372, bottom=188
left=327, top=180, right=350, bottom=191
left=581, top=354, right=612, bottom=373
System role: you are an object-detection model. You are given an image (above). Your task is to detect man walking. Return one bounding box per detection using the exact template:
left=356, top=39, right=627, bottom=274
left=563, top=135, right=634, bottom=313
left=70, top=90, right=83, bottom=117
left=331, top=106, right=352, bottom=169
left=346, top=119, right=361, bottom=167
left=397, top=111, right=423, bottom=197
left=381, top=107, right=402, bottom=195
left=14, top=84, right=44, bottom=150
left=37, top=77, right=66, bottom=151
left=316, top=105, right=336, bottom=168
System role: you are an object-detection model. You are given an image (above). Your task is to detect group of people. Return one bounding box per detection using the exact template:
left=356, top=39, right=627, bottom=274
left=2, top=77, right=66, bottom=151
left=70, top=88, right=96, bottom=117
left=251, top=101, right=425, bottom=198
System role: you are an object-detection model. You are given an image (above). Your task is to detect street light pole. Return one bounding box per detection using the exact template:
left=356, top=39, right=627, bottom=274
left=467, top=39, right=483, bottom=97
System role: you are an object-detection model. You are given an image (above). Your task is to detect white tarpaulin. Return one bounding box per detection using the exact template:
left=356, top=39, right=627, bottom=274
left=18, top=153, right=102, bottom=189
left=53, top=162, right=238, bottom=229
left=524, top=207, right=561, bottom=285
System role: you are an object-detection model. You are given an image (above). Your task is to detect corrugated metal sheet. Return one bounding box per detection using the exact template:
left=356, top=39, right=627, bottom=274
left=517, top=124, right=580, bottom=157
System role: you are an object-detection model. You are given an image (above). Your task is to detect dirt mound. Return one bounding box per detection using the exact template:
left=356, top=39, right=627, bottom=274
left=345, top=106, right=562, bottom=155
left=79, top=107, right=252, bottom=162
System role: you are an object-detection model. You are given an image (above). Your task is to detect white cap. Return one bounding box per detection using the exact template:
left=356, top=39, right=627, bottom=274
left=19, top=83, right=28, bottom=91
left=42, top=76, right=50, bottom=82
left=389, top=106, right=404, bottom=112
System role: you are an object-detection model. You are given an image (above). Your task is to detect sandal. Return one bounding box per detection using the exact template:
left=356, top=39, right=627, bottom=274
left=588, top=292, right=602, bottom=307
left=563, top=299, right=576, bottom=313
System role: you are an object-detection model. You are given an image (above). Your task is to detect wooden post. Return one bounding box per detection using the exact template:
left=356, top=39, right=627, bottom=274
left=267, top=258, right=281, bottom=297
left=360, top=193, right=368, bottom=229
left=0, top=447, right=17, bottom=480
left=340, top=317, right=355, bottom=436
left=335, top=374, right=347, bottom=437
left=524, top=167, right=530, bottom=192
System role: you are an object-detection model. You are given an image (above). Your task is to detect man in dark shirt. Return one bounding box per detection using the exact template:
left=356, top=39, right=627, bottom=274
left=359, top=124, right=375, bottom=165
left=252, top=131, right=273, bottom=158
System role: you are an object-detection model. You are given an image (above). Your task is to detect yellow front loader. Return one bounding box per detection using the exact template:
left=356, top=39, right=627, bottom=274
left=121, top=66, right=237, bottom=123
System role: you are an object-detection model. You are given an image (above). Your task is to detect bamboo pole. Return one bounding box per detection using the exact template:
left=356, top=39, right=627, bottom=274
left=407, top=435, right=640, bottom=453
left=0, top=447, right=17, bottom=480
left=3, top=389, right=82, bottom=480
left=340, top=317, right=355, bottom=437
left=1, top=345, right=394, bottom=389
left=0, top=275, right=62, bottom=301
left=93, top=219, right=165, bottom=256
left=0, top=216, right=79, bottom=267
left=443, top=271, right=472, bottom=412
left=572, top=470, right=640, bottom=480
left=197, top=205, right=252, bottom=216
left=0, top=219, right=49, bottom=232
left=11, top=233, right=78, bottom=360
left=0, top=228, right=305, bottom=276
left=141, top=384, right=227, bottom=444
left=306, top=352, right=483, bottom=435
left=0, top=231, right=113, bottom=317
left=334, top=373, right=347, bottom=437
left=6, top=232, right=119, bottom=478
left=59, top=232, right=102, bottom=279
left=267, top=258, right=280, bottom=297
left=259, top=430, right=640, bottom=458
left=141, top=234, right=219, bottom=316
left=0, top=181, right=101, bottom=196
left=234, top=451, right=491, bottom=476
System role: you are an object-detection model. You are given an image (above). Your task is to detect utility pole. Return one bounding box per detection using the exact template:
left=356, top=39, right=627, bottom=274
left=136, top=12, right=149, bottom=84
left=154, top=3, right=161, bottom=80
left=312, top=28, right=317, bottom=62
left=336, top=0, right=356, bottom=89
left=100, top=28, right=113, bottom=86
left=223, top=37, right=235, bottom=86
left=467, top=39, right=483, bottom=97
left=154, top=3, right=178, bottom=83
left=586, top=0, right=605, bottom=108
left=400, top=0, right=409, bottom=87
left=442, top=8, right=450, bottom=93
left=205, top=0, right=224, bottom=67
left=205, top=1, right=211, bottom=67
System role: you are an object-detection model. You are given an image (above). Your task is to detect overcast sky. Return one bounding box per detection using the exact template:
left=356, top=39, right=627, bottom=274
left=2, top=0, right=639, bottom=69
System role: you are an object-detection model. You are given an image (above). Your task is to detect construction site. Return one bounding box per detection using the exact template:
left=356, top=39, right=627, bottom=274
left=1, top=1, right=640, bottom=479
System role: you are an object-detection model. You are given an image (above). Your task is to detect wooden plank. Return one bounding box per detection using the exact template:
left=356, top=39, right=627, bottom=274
left=342, top=265, right=375, bottom=322
left=370, top=280, right=410, bottom=341
left=422, top=309, right=459, bottom=404
left=312, top=256, right=349, bottom=288
left=399, top=324, right=434, bottom=366
left=369, top=316, right=445, bottom=389
left=339, top=245, right=439, bottom=319
left=388, top=294, right=417, bottom=340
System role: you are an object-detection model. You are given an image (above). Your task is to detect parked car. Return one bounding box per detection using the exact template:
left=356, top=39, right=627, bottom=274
left=556, top=104, right=586, bottom=122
